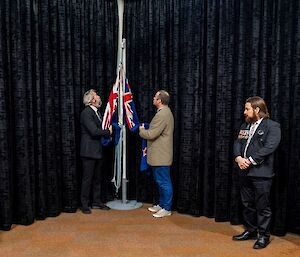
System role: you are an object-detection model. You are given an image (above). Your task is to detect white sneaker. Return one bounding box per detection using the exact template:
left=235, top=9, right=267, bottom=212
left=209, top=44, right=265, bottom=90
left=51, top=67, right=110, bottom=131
left=148, top=205, right=162, bottom=213
left=152, top=208, right=172, bottom=218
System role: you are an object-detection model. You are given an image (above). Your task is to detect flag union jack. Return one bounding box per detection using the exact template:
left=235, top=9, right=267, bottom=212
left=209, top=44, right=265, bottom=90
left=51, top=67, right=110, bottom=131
left=102, top=76, right=139, bottom=132
left=102, top=79, right=118, bottom=130
left=124, top=81, right=139, bottom=131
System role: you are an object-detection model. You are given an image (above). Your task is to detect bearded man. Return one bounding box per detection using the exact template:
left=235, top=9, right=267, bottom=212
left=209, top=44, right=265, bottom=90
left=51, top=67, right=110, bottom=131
left=232, top=96, right=281, bottom=249
left=139, top=90, right=174, bottom=218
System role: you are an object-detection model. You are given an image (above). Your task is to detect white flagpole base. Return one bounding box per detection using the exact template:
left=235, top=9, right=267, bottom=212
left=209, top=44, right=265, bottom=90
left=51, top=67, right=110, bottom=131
left=106, top=200, right=143, bottom=210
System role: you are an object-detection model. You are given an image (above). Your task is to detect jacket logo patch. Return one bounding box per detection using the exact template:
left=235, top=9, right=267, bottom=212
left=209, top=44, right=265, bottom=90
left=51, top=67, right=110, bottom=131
left=257, top=130, right=264, bottom=136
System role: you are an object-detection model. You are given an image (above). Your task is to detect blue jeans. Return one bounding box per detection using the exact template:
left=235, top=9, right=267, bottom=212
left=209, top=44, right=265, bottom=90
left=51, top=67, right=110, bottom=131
left=152, top=166, right=173, bottom=211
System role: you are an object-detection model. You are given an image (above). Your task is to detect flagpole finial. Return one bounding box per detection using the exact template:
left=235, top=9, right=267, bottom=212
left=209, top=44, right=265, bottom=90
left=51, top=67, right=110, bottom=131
left=117, top=0, right=125, bottom=72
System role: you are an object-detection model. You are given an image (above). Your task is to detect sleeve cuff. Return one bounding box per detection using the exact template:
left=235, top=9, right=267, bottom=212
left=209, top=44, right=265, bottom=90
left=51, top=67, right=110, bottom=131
left=249, top=156, right=257, bottom=165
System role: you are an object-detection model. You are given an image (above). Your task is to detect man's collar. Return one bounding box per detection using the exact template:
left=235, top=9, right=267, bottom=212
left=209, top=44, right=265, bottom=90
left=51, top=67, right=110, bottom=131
left=89, top=105, right=98, bottom=112
left=253, top=118, right=263, bottom=126
left=156, top=105, right=168, bottom=112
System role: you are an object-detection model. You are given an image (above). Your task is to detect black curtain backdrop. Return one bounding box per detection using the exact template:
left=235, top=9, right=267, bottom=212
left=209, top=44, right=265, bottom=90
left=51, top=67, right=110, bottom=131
left=0, top=0, right=299, bottom=235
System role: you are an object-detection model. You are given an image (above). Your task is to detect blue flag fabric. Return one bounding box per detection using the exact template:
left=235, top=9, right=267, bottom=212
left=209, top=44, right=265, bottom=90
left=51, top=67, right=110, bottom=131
left=101, top=121, right=121, bottom=146
left=140, top=123, right=150, bottom=173
left=101, top=112, right=120, bottom=146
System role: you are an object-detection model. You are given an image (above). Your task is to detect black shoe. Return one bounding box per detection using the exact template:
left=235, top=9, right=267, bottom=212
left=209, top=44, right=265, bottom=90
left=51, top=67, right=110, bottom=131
left=92, top=203, right=110, bottom=210
left=81, top=207, right=91, bottom=214
left=232, top=231, right=257, bottom=241
left=253, top=236, right=270, bottom=249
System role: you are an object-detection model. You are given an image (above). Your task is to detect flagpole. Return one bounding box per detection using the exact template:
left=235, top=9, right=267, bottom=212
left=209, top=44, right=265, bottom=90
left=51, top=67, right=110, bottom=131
left=106, top=0, right=142, bottom=210
left=121, top=39, right=127, bottom=204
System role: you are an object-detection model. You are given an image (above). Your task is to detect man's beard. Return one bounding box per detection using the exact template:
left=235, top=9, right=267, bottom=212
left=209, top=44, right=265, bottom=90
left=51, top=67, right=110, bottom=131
left=96, top=101, right=102, bottom=108
left=245, top=115, right=258, bottom=124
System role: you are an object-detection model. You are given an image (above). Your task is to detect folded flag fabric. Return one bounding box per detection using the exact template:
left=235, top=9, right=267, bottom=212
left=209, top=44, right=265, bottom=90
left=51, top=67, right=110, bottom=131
left=102, top=120, right=121, bottom=146
left=140, top=123, right=150, bottom=173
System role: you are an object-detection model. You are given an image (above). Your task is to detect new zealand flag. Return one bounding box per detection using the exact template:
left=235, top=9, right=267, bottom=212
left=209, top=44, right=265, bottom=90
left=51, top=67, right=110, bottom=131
left=101, top=78, right=149, bottom=172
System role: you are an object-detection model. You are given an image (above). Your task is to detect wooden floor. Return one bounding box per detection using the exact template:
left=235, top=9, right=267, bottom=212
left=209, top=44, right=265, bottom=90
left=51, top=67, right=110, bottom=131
left=1, top=204, right=299, bottom=257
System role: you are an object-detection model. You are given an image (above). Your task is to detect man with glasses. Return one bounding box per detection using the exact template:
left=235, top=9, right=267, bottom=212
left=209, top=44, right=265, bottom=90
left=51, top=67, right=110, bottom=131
left=139, top=90, right=174, bottom=218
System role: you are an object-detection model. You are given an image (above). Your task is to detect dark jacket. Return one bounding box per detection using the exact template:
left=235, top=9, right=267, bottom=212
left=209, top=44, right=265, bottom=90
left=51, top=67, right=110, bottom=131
left=80, top=106, right=110, bottom=159
left=234, top=118, right=281, bottom=178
